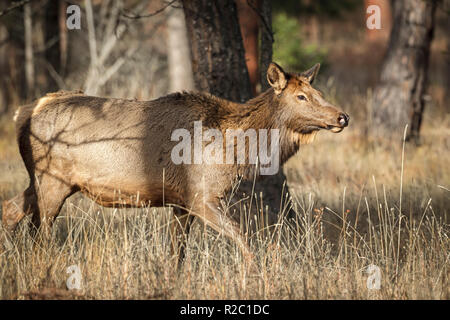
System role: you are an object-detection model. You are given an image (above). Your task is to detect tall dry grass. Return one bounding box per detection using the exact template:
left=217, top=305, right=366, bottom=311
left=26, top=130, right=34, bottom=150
left=0, top=94, right=448, bottom=300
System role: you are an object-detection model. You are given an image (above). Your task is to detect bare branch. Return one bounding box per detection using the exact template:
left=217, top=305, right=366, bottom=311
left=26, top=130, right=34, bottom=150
left=121, top=0, right=177, bottom=19
left=97, top=44, right=139, bottom=88
left=83, top=0, right=149, bottom=95
left=0, top=0, right=31, bottom=18
left=103, top=0, right=121, bottom=41
left=85, top=0, right=98, bottom=68
left=43, top=60, right=66, bottom=89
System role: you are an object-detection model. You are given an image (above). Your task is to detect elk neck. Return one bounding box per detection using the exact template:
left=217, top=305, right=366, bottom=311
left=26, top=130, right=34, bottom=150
left=225, top=88, right=303, bottom=165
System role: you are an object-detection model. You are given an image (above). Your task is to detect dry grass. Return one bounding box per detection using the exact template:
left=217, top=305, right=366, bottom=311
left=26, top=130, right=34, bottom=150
left=0, top=101, right=448, bottom=300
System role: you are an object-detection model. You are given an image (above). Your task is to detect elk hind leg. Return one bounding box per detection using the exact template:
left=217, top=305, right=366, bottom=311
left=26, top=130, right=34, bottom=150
left=31, top=174, right=77, bottom=237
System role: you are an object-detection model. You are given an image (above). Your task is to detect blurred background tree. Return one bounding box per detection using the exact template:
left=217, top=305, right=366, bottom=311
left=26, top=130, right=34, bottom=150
left=370, top=0, right=439, bottom=143
left=271, top=0, right=360, bottom=71
left=271, top=11, right=327, bottom=72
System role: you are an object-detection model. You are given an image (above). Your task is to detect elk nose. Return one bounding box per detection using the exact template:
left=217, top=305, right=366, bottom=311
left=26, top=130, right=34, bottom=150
left=338, top=113, right=349, bottom=127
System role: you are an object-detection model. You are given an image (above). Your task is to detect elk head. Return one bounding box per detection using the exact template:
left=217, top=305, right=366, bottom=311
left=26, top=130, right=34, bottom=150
left=267, top=62, right=349, bottom=141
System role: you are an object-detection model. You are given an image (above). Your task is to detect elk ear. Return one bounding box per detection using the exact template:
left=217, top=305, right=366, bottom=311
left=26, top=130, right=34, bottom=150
left=267, top=62, right=288, bottom=94
left=302, top=63, right=320, bottom=84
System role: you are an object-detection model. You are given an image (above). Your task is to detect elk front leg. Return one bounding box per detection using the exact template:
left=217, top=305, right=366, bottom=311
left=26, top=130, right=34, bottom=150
left=193, top=199, right=255, bottom=266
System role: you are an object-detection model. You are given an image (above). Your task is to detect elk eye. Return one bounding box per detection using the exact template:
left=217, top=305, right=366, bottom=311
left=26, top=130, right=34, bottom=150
left=297, top=94, right=307, bottom=101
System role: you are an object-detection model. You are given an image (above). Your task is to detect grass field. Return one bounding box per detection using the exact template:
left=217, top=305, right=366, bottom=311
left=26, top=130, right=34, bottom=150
left=0, top=96, right=448, bottom=300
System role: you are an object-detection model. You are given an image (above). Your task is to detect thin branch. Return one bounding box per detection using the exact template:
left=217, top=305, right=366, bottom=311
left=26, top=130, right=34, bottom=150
left=0, top=0, right=31, bottom=18
left=34, top=35, right=59, bottom=55
left=43, top=59, right=66, bottom=89
left=0, top=34, right=10, bottom=48
left=121, top=0, right=177, bottom=19
left=83, top=0, right=152, bottom=94
left=85, top=0, right=98, bottom=68
left=97, top=44, right=139, bottom=88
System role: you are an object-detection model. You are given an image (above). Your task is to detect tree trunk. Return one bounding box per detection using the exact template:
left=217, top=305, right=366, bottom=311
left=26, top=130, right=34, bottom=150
left=182, top=0, right=252, bottom=103
left=33, top=1, right=49, bottom=96
left=182, top=0, right=290, bottom=223
left=259, top=0, right=273, bottom=92
left=166, top=5, right=194, bottom=92
left=236, top=0, right=260, bottom=95
left=44, top=0, right=62, bottom=91
left=371, top=0, right=437, bottom=143
left=24, top=2, right=34, bottom=99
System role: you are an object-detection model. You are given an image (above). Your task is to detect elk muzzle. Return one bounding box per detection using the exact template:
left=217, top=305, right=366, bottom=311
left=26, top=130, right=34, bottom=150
left=330, top=112, right=350, bottom=132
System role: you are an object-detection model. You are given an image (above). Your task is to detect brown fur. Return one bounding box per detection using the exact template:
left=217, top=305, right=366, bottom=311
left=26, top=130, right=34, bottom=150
left=1, top=63, right=348, bottom=264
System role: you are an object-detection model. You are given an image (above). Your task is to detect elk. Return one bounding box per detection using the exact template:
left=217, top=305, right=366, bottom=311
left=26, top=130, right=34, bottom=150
left=1, top=62, right=349, bottom=263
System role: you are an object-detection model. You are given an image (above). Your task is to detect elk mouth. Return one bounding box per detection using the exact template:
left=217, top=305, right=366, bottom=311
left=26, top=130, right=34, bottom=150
left=299, top=124, right=345, bottom=134
left=328, top=125, right=344, bottom=133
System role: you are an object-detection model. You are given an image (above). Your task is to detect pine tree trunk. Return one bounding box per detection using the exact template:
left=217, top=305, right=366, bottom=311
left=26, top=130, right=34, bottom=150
left=167, top=5, right=194, bottom=92
left=259, top=0, right=273, bottom=92
left=182, top=0, right=252, bottom=103
left=182, top=0, right=290, bottom=223
left=371, top=0, right=437, bottom=143
left=236, top=0, right=260, bottom=95
left=44, top=0, right=62, bottom=91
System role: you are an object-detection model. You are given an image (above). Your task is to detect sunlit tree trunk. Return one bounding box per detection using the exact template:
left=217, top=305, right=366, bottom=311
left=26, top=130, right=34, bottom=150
left=43, top=0, right=62, bottom=90
left=236, top=0, right=260, bottom=95
left=167, top=6, right=194, bottom=92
